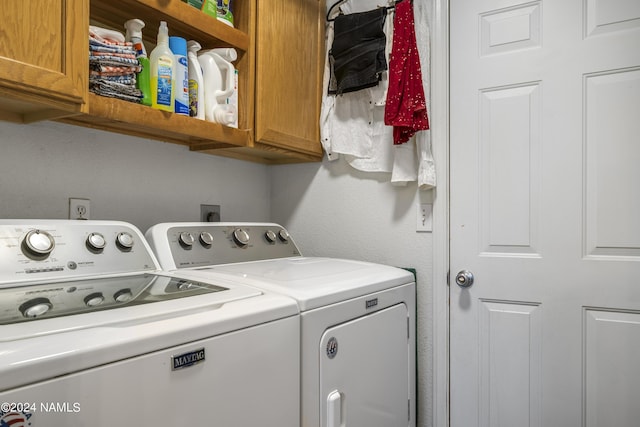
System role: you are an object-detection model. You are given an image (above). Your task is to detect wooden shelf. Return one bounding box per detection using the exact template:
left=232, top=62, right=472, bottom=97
left=59, top=93, right=250, bottom=148
left=90, top=0, right=249, bottom=51
left=50, top=0, right=320, bottom=165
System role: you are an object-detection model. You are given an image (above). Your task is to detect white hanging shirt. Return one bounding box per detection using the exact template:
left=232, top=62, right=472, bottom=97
left=319, top=0, right=435, bottom=189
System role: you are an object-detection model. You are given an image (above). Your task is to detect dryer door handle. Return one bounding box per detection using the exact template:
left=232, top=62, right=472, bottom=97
left=327, top=390, right=342, bottom=427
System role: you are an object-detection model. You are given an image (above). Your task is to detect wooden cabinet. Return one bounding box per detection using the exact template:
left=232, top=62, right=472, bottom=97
left=253, top=0, right=324, bottom=162
left=0, top=0, right=88, bottom=123
left=192, top=0, right=325, bottom=163
left=0, top=0, right=324, bottom=164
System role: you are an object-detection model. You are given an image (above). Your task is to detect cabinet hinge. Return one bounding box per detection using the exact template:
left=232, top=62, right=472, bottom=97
left=446, top=270, right=450, bottom=286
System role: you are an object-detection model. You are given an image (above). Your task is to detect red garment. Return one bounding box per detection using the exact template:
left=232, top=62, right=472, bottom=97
left=384, top=0, right=429, bottom=144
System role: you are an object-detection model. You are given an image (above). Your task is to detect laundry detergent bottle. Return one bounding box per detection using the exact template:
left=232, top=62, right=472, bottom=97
left=150, top=21, right=175, bottom=112
left=198, top=49, right=237, bottom=125
left=169, top=36, right=189, bottom=116
left=187, top=40, right=205, bottom=120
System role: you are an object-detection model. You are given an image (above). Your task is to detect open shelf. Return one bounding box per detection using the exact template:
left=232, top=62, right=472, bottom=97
left=90, top=0, right=249, bottom=51
left=60, top=93, right=250, bottom=148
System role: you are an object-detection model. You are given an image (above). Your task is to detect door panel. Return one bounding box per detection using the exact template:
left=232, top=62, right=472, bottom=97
left=450, top=0, right=640, bottom=426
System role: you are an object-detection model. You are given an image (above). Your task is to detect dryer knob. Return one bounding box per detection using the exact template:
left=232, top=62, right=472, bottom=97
left=116, top=232, right=134, bottom=250
left=86, top=232, right=106, bottom=252
left=278, top=229, right=290, bottom=243
left=22, top=229, right=55, bottom=257
left=233, top=228, right=250, bottom=247
left=265, top=230, right=277, bottom=244
left=199, top=232, right=214, bottom=247
left=179, top=232, right=195, bottom=248
left=19, top=297, right=53, bottom=318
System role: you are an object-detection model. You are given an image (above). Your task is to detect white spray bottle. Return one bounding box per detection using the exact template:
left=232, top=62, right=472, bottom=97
left=124, top=19, right=151, bottom=106
left=187, top=40, right=205, bottom=120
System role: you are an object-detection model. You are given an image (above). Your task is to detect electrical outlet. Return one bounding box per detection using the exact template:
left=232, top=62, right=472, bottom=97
left=69, top=198, right=91, bottom=220
left=200, top=204, right=221, bottom=222
left=417, top=203, right=432, bottom=232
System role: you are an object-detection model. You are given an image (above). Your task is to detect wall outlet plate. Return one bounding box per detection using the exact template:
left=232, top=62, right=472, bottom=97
left=417, top=203, right=432, bottom=232
left=200, top=204, right=221, bottom=222
left=69, top=198, right=91, bottom=220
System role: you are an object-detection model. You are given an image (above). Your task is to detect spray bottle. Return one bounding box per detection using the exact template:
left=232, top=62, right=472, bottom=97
left=124, top=19, right=151, bottom=106
left=150, top=21, right=175, bottom=112
left=187, top=40, right=205, bottom=120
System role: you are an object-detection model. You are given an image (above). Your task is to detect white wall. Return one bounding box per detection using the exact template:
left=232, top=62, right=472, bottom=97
left=271, top=157, right=435, bottom=427
left=0, top=121, right=271, bottom=233
left=269, top=2, right=440, bottom=425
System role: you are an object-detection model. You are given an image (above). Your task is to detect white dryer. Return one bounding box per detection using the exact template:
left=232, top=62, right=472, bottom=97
left=146, top=222, right=416, bottom=427
left=0, top=220, right=299, bottom=427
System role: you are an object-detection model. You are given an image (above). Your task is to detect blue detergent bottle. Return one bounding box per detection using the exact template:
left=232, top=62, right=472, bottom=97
left=169, top=36, right=190, bottom=115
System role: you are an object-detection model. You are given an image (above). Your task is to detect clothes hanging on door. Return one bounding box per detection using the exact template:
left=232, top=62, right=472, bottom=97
left=384, top=0, right=430, bottom=145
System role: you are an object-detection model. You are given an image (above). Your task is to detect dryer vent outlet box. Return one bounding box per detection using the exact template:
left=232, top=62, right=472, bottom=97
left=201, top=204, right=221, bottom=222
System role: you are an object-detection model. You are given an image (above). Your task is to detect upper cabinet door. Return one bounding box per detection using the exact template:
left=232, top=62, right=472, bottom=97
left=254, top=0, right=324, bottom=160
left=0, top=0, right=88, bottom=123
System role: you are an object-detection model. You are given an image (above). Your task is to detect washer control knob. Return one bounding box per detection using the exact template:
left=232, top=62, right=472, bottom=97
left=23, top=230, right=55, bottom=257
left=199, top=232, right=214, bottom=247
left=179, top=232, right=195, bottom=248
left=278, top=229, right=290, bottom=243
left=177, top=280, right=195, bottom=291
left=265, top=230, right=277, bottom=244
left=84, top=292, right=105, bottom=307
left=233, top=228, right=250, bottom=247
left=20, top=297, right=53, bottom=318
left=116, top=232, right=134, bottom=250
left=114, top=288, right=133, bottom=303
left=86, top=232, right=106, bottom=252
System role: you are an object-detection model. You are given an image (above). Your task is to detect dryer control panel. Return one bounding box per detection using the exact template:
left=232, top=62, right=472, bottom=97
left=0, top=220, right=159, bottom=285
left=146, top=223, right=302, bottom=270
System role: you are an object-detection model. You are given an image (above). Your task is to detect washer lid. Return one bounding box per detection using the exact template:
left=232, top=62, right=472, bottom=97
left=0, top=272, right=298, bottom=392
left=190, top=257, right=414, bottom=311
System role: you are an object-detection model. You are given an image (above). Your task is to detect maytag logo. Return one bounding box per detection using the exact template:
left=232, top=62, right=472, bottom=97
left=365, top=298, right=378, bottom=309
left=171, top=348, right=206, bottom=371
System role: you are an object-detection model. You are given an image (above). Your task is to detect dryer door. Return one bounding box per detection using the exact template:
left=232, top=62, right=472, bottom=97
left=320, top=303, right=410, bottom=427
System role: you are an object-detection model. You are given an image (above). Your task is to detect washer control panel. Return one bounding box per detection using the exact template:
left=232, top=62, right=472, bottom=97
left=0, top=274, right=226, bottom=324
left=160, top=224, right=301, bottom=269
left=0, top=220, right=158, bottom=285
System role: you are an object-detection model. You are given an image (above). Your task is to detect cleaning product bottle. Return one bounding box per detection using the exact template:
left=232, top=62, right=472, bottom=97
left=202, top=0, right=234, bottom=27
left=150, top=21, right=175, bottom=112
left=124, top=19, right=151, bottom=106
left=187, top=40, right=205, bottom=120
left=216, top=0, right=234, bottom=27
left=206, top=48, right=237, bottom=128
left=169, top=36, right=189, bottom=116
left=198, top=49, right=237, bottom=125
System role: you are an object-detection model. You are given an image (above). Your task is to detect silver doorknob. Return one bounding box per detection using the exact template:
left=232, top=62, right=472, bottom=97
left=455, top=270, right=474, bottom=288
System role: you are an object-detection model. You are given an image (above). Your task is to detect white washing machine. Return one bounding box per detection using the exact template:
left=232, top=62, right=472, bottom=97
left=146, top=222, right=416, bottom=427
left=0, top=220, right=299, bottom=427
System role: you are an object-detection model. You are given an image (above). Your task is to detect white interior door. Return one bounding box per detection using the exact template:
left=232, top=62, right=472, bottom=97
left=450, top=1, right=640, bottom=426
